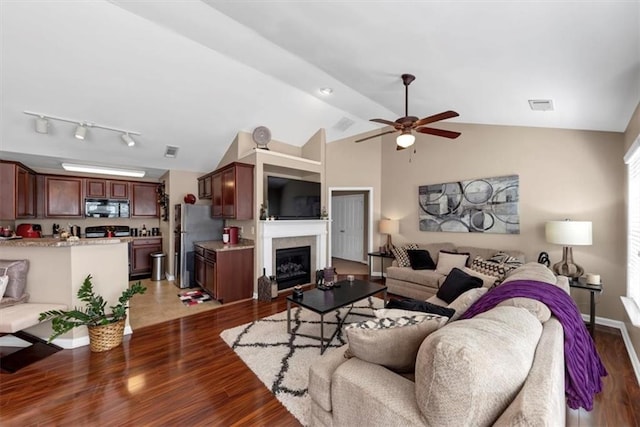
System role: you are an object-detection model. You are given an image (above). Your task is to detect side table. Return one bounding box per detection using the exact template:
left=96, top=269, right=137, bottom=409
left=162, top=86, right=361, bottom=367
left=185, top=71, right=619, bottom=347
left=367, top=251, right=395, bottom=284
left=569, top=277, right=603, bottom=338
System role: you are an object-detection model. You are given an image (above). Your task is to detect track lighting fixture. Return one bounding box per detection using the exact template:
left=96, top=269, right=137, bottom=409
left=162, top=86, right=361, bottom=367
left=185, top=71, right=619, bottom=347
left=23, top=110, right=140, bottom=147
left=75, top=124, right=87, bottom=140
left=35, top=116, right=49, bottom=134
left=121, top=133, right=136, bottom=147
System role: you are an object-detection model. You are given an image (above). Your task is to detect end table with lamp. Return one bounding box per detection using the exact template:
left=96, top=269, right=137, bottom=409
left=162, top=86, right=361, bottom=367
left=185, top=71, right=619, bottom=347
left=368, top=251, right=395, bottom=284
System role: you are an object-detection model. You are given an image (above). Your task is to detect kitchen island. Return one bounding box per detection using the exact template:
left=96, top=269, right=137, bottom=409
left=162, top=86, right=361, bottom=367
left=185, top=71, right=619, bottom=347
left=0, top=237, right=131, bottom=348
left=193, top=240, right=254, bottom=303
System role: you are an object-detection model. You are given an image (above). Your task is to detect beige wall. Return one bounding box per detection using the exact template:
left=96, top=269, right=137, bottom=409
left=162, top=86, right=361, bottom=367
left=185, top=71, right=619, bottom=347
left=623, top=102, right=640, bottom=363
left=380, top=123, right=626, bottom=323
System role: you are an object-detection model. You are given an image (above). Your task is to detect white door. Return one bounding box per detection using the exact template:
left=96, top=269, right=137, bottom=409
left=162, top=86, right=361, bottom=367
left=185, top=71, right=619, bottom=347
left=331, top=194, right=364, bottom=262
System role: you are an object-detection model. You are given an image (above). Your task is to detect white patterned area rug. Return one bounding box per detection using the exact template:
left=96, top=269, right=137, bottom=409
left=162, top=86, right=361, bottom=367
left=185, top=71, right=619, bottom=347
left=220, top=296, right=385, bottom=426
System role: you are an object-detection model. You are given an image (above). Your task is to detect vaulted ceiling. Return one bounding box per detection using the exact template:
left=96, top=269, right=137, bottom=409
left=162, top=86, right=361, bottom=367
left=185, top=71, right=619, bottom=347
left=1, top=1, right=638, bottom=178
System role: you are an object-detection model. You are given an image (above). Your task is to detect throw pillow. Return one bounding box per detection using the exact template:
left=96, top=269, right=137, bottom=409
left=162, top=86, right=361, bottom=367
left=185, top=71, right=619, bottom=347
left=0, top=292, right=30, bottom=308
left=462, top=266, right=499, bottom=288
left=0, top=259, right=29, bottom=299
left=407, top=249, right=436, bottom=270
left=384, top=298, right=455, bottom=318
left=489, top=251, right=523, bottom=266
left=435, top=251, right=470, bottom=275
left=391, top=244, right=419, bottom=267
left=0, top=267, right=8, bottom=297
left=436, top=267, right=483, bottom=304
left=345, top=314, right=447, bottom=373
left=470, top=256, right=508, bottom=280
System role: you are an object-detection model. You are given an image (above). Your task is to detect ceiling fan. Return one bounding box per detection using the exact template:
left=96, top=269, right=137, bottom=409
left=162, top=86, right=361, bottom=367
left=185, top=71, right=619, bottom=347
left=355, top=74, right=461, bottom=150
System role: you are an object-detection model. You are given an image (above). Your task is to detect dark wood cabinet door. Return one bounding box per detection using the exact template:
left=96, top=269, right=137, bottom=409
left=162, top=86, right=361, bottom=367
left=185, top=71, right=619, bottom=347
left=109, top=181, right=129, bottom=199
left=194, top=254, right=205, bottom=287
left=130, top=239, right=162, bottom=275
left=198, top=174, right=212, bottom=199
left=45, top=176, right=83, bottom=217
left=234, top=164, right=254, bottom=220
left=221, top=168, right=236, bottom=217
left=85, top=179, right=107, bottom=198
left=211, top=172, right=223, bottom=217
left=131, top=182, right=159, bottom=218
left=16, top=166, right=36, bottom=218
left=205, top=260, right=216, bottom=297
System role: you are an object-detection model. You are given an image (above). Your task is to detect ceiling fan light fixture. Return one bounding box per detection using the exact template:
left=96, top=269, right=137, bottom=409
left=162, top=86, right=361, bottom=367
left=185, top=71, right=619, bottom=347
left=35, top=116, right=49, bottom=134
left=319, top=87, right=333, bottom=95
left=396, top=130, right=415, bottom=148
left=74, top=124, right=87, bottom=140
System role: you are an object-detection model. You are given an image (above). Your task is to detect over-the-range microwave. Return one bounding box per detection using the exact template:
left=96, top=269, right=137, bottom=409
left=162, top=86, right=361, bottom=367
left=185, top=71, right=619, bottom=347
left=85, top=199, right=130, bottom=218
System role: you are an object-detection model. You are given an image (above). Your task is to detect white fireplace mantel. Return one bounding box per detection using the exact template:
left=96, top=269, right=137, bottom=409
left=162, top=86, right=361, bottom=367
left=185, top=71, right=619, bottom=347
left=260, top=220, right=328, bottom=277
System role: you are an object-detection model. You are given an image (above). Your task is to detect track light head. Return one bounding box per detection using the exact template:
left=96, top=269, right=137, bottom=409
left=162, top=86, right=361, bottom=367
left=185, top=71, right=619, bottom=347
left=35, top=116, right=49, bottom=134
left=74, top=124, right=87, bottom=140
left=121, top=133, right=135, bottom=147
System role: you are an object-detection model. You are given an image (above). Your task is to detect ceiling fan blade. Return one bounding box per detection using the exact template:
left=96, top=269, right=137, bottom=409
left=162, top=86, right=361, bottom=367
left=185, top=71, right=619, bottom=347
left=355, top=129, right=397, bottom=143
left=415, top=126, right=461, bottom=139
left=413, top=110, right=459, bottom=127
left=370, top=118, right=401, bottom=128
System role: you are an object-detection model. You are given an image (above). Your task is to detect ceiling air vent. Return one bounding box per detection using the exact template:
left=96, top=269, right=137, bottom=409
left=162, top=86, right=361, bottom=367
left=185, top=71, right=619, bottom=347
left=164, top=145, right=179, bottom=158
left=528, top=99, right=554, bottom=111
left=333, top=117, right=355, bottom=132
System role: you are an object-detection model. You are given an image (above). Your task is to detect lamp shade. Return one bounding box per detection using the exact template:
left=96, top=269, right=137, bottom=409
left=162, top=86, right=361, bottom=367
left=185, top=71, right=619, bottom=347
left=379, top=219, right=399, bottom=235
left=545, top=220, right=592, bottom=246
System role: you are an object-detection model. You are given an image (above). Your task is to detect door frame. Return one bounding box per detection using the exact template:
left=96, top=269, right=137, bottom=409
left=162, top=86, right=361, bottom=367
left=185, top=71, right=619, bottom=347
left=327, top=186, right=374, bottom=263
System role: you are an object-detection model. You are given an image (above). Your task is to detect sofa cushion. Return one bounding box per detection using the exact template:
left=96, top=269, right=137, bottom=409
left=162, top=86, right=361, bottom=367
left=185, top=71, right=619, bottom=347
left=415, top=306, right=543, bottom=426
left=446, top=287, right=488, bottom=321
left=0, top=260, right=29, bottom=299
left=435, top=251, right=469, bottom=275
left=391, top=244, right=419, bottom=267
left=416, top=242, right=456, bottom=264
left=436, top=267, right=483, bottom=304
left=462, top=266, right=498, bottom=288
left=345, top=314, right=446, bottom=373
left=386, top=266, right=442, bottom=289
left=502, top=262, right=557, bottom=286
left=406, top=249, right=435, bottom=270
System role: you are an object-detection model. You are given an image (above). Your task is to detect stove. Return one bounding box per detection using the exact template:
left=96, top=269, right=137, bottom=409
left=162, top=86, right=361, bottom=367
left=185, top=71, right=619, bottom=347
left=85, top=225, right=131, bottom=238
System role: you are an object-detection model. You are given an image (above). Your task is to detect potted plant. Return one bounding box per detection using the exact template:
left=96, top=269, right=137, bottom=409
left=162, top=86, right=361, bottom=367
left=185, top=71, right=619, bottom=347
left=39, top=274, right=146, bottom=352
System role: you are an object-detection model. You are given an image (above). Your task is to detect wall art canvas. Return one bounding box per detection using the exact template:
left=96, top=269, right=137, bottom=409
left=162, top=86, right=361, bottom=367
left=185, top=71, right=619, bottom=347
left=418, top=174, right=519, bottom=234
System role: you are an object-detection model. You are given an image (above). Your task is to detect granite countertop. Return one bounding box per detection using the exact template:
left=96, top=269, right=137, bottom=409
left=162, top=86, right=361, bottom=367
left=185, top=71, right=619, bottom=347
left=0, top=236, right=126, bottom=247
left=194, top=238, right=254, bottom=252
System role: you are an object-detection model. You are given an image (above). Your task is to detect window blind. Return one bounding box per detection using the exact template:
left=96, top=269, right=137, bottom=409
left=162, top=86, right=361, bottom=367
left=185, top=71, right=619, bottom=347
left=625, top=138, right=640, bottom=306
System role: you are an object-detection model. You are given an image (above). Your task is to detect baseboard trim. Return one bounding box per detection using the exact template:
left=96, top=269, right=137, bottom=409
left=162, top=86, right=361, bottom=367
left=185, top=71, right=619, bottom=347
left=50, top=325, right=134, bottom=349
left=582, top=313, right=640, bottom=386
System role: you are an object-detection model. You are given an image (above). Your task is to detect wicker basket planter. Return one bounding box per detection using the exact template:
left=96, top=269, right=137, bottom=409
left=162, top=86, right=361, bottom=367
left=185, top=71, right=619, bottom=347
left=88, top=317, right=126, bottom=352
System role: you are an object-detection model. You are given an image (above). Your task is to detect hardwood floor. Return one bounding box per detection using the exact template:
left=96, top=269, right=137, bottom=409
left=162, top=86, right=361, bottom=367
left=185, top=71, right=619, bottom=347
left=1, top=280, right=639, bottom=426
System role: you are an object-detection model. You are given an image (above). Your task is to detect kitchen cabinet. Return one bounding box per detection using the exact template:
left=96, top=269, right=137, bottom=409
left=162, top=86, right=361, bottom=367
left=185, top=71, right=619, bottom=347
left=210, top=162, right=254, bottom=220
left=45, top=176, right=83, bottom=218
left=85, top=178, right=129, bottom=199
left=131, top=182, right=159, bottom=218
left=130, top=237, right=162, bottom=277
left=194, top=244, right=253, bottom=303
left=0, top=161, right=36, bottom=220
left=197, top=172, right=213, bottom=199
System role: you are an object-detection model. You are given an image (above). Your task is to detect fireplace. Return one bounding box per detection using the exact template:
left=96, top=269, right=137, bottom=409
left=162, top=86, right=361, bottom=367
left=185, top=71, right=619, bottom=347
left=275, top=246, right=311, bottom=290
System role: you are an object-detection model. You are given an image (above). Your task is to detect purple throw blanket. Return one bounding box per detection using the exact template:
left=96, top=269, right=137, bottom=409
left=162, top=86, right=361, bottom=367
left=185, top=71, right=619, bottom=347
left=460, top=280, right=607, bottom=411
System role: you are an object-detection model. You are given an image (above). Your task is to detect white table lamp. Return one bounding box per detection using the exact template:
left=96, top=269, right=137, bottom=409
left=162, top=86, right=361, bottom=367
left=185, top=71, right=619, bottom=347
left=379, top=219, right=399, bottom=254
left=545, top=220, right=592, bottom=278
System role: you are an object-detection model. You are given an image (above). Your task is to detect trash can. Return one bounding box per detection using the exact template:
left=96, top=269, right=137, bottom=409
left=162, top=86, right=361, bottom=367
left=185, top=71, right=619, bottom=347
left=150, top=252, right=166, bottom=281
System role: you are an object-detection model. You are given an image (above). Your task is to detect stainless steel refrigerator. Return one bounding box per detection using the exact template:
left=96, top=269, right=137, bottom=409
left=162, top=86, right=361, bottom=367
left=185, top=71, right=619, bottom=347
left=174, top=203, right=224, bottom=288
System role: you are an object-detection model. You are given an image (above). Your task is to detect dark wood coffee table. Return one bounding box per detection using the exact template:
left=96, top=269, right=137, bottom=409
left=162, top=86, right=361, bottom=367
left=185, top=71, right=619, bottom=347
left=286, top=279, right=387, bottom=354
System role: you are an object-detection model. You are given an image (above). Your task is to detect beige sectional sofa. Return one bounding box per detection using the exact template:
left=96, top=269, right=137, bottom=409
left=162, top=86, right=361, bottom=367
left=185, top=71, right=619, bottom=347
left=385, top=242, right=525, bottom=300
left=309, top=263, right=569, bottom=426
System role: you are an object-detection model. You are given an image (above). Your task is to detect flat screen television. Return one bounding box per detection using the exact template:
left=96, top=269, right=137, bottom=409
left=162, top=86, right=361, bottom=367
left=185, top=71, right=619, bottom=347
left=267, top=176, right=321, bottom=219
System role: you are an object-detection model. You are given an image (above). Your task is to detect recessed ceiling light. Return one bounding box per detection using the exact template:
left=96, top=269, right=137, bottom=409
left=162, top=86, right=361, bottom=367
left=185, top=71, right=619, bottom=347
left=528, top=99, right=554, bottom=111
left=319, top=87, right=333, bottom=95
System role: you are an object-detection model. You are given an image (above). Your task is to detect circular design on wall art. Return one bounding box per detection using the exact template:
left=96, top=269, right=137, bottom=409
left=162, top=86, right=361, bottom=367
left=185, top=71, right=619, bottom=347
left=418, top=182, right=463, bottom=217
left=491, top=185, right=520, bottom=224
left=438, top=218, right=470, bottom=232
left=469, top=211, right=495, bottom=231
left=463, top=179, right=493, bottom=204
